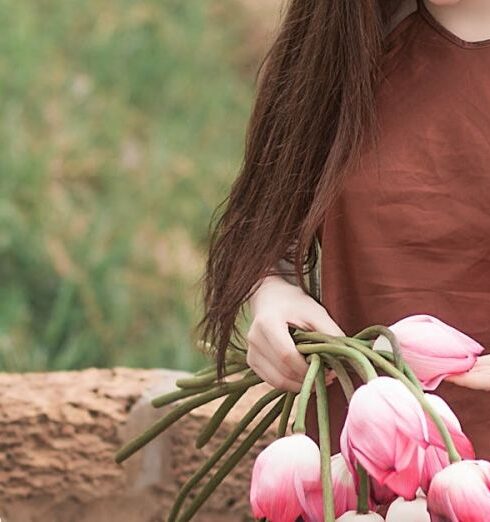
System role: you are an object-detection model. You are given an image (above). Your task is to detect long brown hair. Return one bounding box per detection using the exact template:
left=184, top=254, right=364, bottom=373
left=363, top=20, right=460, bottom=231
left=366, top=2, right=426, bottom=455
left=198, top=0, right=402, bottom=374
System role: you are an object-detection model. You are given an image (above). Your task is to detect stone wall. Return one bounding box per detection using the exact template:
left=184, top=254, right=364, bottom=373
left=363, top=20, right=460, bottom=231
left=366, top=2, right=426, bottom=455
left=0, top=368, right=278, bottom=522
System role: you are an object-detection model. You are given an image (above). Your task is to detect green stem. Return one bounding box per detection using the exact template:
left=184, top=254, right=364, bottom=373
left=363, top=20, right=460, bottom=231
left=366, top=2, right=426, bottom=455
left=293, top=355, right=322, bottom=434
left=278, top=392, right=297, bottom=438
left=152, top=371, right=259, bottom=408
left=321, top=355, right=355, bottom=400
left=225, top=348, right=248, bottom=365
left=354, top=325, right=404, bottom=373
left=315, top=357, right=335, bottom=522
left=148, top=385, right=214, bottom=409
left=356, top=464, right=370, bottom=514
left=293, top=331, right=336, bottom=345
left=293, top=331, right=371, bottom=347
left=176, top=363, right=247, bottom=389
left=296, top=343, right=378, bottom=382
left=115, top=374, right=262, bottom=464
left=176, top=396, right=287, bottom=522
left=168, top=389, right=283, bottom=521
left=375, top=350, right=423, bottom=392
left=317, top=351, right=363, bottom=517
left=337, top=336, right=373, bottom=347
left=346, top=339, right=461, bottom=463
left=196, top=391, right=243, bottom=448
left=195, top=364, right=219, bottom=376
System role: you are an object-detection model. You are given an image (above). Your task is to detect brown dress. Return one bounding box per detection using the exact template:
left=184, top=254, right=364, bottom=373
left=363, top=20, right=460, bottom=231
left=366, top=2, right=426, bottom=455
left=316, top=1, right=490, bottom=458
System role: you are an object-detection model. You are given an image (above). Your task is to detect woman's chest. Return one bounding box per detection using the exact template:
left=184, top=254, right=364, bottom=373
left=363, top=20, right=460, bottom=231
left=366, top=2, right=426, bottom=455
left=339, top=59, right=490, bottom=249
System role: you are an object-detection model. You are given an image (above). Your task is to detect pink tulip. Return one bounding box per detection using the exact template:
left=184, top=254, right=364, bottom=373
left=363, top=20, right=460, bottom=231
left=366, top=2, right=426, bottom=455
left=250, top=434, right=321, bottom=522
left=300, top=487, right=324, bottom=522
left=341, top=377, right=429, bottom=500
left=300, top=453, right=362, bottom=521
left=427, top=460, right=490, bottom=521
left=386, top=496, right=430, bottom=521
left=373, top=314, right=484, bottom=390
left=330, top=453, right=362, bottom=517
left=336, top=511, right=385, bottom=521
left=370, top=479, right=397, bottom=506
left=420, top=394, right=475, bottom=493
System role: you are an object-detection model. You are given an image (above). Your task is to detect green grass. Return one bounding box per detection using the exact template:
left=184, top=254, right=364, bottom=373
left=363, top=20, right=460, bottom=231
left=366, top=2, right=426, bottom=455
left=0, top=0, right=260, bottom=372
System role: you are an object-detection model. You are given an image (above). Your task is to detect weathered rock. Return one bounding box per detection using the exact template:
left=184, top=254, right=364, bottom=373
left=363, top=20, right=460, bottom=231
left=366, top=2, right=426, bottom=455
left=0, top=368, right=282, bottom=522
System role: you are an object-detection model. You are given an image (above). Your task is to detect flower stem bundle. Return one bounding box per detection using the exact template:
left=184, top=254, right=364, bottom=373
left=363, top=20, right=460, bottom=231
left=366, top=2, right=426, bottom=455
left=115, top=314, right=486, bottom=521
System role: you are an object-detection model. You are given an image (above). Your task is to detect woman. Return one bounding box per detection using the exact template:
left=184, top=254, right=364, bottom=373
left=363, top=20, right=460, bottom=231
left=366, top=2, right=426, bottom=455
left=198, top=0, right=490, bottom=457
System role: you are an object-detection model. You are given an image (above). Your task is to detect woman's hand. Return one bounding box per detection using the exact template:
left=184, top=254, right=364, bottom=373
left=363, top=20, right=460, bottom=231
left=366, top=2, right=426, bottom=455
left=246, top=275, right=344, bottom=392
left=445, top=355, right=490, bottom=391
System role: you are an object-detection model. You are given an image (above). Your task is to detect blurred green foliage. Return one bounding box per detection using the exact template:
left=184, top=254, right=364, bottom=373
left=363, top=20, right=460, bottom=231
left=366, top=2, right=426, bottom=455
left=0, top=0, right=260, bottom=371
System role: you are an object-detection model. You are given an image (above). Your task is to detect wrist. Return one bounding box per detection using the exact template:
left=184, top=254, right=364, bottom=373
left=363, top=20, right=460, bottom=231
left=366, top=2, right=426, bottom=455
left=249, top=274, right=279, bottom=300
left=248, top=274, right=290, bottom=311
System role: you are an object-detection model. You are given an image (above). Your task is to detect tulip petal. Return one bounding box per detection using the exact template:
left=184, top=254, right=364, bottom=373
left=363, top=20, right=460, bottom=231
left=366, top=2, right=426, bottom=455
left=420, top=394, right=475, bottom=493
left=428, top=461, right=490, bottom=521
left=250, top=434, right=321, bottom=522
left=300, top=453, right=362, bottom=521
left=370, top=478, right=397, bottom=505
left=336, top=511, right=385, bottom=521
left=386, top=496, right=430, bottom=522
left=424, top=394, right=475, bottom=459
left=382, top=314, right=484, bottom=391
left=341, top=378, right=429, bottom=500
left=301, top=486, right=323, bottom=522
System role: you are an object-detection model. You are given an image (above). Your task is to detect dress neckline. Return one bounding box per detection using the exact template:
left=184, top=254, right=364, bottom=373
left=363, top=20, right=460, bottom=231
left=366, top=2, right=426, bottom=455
left=418, top=0, right=490, bottom=50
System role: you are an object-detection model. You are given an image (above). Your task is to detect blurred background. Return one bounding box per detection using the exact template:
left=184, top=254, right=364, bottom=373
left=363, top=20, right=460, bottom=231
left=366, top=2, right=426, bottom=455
left=0, top=0, right=281, bottom=373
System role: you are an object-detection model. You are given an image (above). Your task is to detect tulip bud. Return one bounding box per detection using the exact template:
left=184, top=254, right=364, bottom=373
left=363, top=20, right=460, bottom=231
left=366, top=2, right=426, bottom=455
left=250, top=434, right=321, bottom=522
left=420, top=394, right=474, bottom=492
left=341, top=377, right=429, bottom=500
left=427, top=460, right=490, bottom=521
left=336, top=511, right=385, bottom=521
left=330, top=453, right=361, bottom=517
left=301, top=453, right=365, bottom=521
left=374, top=314, right=483, bottom=390
left=370, top=479, right=397, bottom=506
left=386, top=496, right=430, bottom=521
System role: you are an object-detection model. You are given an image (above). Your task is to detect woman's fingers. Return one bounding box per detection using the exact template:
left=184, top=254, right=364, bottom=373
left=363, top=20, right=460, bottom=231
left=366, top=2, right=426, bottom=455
left=325, top=369, right=336, bottom=386
left=303, top=306, right=345, bottom=337
left=446, top=355, right=490, bottom=391
left=446, top=371, right=490, bottom=391
left=261, top=323, right=309, bottom=380
left=246, top=277, right=346, bottom=393
left=247, top=316, right=307, bottom=381
left=246, top=345, right=302, bottom=392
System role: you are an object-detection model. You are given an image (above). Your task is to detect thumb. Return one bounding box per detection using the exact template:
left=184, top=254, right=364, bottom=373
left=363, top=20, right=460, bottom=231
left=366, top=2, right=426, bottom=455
left=303, top=305, right=345, bottom=337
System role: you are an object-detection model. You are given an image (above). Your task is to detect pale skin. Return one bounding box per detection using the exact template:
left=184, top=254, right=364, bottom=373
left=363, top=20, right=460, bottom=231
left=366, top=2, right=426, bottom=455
left=246, top=0, right=490, bottom=393
left=447, top=356, right=490, bottom=391
left=247, top=275, right=342, bottom=392
left=425, top=0, right=490, bottom=42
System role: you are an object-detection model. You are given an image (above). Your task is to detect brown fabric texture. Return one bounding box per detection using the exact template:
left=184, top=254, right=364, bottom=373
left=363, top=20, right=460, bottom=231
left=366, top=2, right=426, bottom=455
left=316, top=2, right=490, bottom=458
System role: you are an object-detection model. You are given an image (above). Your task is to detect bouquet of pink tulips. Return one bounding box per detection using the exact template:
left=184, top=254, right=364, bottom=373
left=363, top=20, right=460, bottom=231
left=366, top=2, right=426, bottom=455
left=115, top=313, right=488, bottom=521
